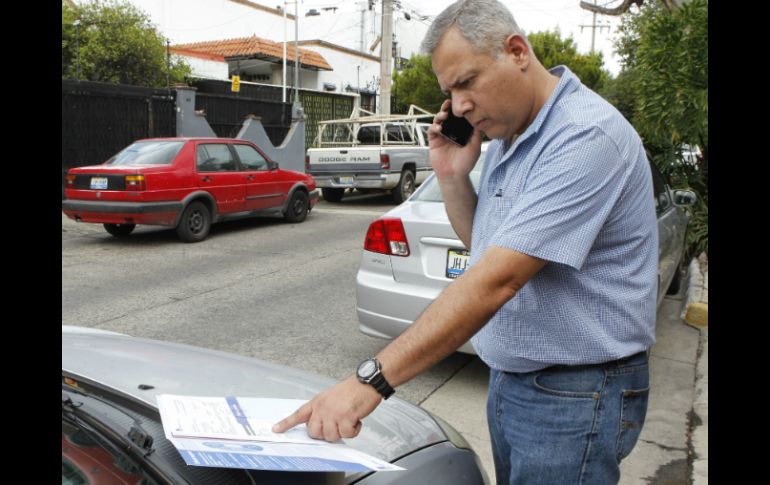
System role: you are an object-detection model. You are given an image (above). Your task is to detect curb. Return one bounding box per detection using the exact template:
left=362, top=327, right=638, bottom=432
left=683, top=252, right=707, bottom=485
left=690, top=328, right=708, bottom=485
left=681, top=254, right=708, bottom=327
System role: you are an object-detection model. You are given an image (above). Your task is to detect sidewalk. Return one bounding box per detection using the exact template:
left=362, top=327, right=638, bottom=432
left=420, top=256, right=708, bottom=484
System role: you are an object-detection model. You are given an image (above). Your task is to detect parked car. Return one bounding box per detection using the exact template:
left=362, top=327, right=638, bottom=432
left=355, top=144, right=696, bottom=354
left=62, top=138, right=318, bottom=242
left=306, top=105, right=434, bottom=204
left=62, top=326, right=489, bottom=484
left=678, top=143, right=703, bottom=170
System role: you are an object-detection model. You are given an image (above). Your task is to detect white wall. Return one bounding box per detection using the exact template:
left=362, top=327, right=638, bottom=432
left=307, top=46, right=380, bottom=94
left=181, top=56, right=229, bottom=80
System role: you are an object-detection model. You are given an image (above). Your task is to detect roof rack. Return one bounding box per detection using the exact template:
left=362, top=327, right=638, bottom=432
left=312, top=105, right=435, bottom=148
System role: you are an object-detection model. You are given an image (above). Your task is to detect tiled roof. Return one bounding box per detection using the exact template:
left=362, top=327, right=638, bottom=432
left=172, top=35, right=332, bottom=71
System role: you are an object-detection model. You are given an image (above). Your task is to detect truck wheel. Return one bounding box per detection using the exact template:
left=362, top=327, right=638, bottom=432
left=103, top=223, right=135, bottom=237
left=322, top=188, right=345, bottom=202
left=392, top=170, right=415, bottom=204
left=284, top=190, right=309, bottom=223
left=176, top=201, right=211, bottom=243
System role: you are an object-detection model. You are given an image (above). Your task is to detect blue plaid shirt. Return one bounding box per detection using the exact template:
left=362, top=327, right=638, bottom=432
left=469, top=66, right=658, bottom=373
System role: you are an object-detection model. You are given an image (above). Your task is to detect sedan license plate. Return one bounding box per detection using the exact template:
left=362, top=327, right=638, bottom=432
left=446, top=249, right=470, bottom=279
left=338, top=176, right=354, bottom=186
left=90, top=177, right=108, bottom=190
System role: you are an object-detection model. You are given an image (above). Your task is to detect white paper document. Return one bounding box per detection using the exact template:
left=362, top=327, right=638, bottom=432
left=158, top=394, right=320, bottom=444
left=157, top=394, right=404, bottom=473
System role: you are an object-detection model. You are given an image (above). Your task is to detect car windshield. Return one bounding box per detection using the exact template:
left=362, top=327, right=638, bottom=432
left=62, top=419, right=156, bottom=485
left=105, top=141, right=185, bottom=166
left=413, top=149, right=487, bottom=202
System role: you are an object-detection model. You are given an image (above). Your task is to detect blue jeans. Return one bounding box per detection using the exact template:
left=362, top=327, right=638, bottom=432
left=487, top=352, right=650, bottom=485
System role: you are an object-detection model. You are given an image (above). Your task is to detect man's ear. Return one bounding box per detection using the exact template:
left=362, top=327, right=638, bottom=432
left=503, top=34, right=530, bottom=70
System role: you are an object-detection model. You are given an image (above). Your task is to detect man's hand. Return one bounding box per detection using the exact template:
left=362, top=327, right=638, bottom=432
left=272, top=376, right=382, bottom=442
left=428, top=99, right=484, bottom=181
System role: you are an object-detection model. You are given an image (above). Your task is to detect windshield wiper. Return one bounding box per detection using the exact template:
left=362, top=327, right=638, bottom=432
left=62, top=385, right=154, bottom=455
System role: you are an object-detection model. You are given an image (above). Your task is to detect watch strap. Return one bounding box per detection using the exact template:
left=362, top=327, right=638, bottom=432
left=369, top=372, right=395, bottom=399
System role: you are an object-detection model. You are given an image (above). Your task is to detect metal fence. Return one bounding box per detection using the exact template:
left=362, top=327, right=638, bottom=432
left=300, top=91, right=355, bottom=147
left=62, top=80, right=176, bottom=169
left=190, top=79, right=355, bottom=147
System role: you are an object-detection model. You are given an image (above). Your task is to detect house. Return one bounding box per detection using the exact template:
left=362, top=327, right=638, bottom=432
left=170, top=35, right=334, bottom=89
left=127, top=0, right=427, bottom=112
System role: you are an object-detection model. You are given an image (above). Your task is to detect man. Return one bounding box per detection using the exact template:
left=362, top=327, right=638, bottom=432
left=274, top=1, right=658, bottom=483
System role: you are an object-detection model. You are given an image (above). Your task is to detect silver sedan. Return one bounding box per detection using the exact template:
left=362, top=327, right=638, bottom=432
left=355, top=145, right=694, bottom=354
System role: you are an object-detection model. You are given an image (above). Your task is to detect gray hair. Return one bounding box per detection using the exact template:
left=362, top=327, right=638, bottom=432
left=420, top=0, right=527, bottom=59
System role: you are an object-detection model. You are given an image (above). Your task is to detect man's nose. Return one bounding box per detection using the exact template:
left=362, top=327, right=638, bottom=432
left=451, top=94, right=472, bottom=117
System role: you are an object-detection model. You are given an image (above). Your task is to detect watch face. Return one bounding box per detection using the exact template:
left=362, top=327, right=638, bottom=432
left=357, top=359, right=377, bottom=379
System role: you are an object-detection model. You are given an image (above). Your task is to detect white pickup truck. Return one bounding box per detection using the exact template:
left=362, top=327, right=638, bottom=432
left=306, top=106, right=434, bottom=203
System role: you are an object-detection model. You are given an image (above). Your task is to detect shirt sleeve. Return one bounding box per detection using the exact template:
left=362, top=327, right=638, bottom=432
left=488, top=126, right=627, bottom=270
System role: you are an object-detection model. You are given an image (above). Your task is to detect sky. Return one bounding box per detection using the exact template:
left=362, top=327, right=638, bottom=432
left=126, top=0, right=626, bottom=76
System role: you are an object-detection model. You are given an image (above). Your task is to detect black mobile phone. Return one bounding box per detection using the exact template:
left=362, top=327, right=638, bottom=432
left=440, top=105, right=474, bottom=146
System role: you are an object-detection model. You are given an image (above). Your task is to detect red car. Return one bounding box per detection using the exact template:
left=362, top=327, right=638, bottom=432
left=63, top=138, right=318, bottom=242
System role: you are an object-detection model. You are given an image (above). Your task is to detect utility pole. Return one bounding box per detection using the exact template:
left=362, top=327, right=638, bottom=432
left=166, top=40, right=171, bottom=92
left=360, top=1, right=366, bottom=54
left=579, top=0, right=610, bottom=52
left=379, top=0, right=393, bottom=115
left=74, top=19, right=81, bottom=81
left=294, top=0, right=299, bottom=104
left=282, top=1, right=287, bottom=103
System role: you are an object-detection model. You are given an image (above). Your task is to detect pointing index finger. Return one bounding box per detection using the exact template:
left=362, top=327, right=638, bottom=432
left=272, top=402, right=312, bottom=433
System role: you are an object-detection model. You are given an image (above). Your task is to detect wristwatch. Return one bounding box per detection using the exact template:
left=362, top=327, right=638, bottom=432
left=356, top=357, right=395, bottom=399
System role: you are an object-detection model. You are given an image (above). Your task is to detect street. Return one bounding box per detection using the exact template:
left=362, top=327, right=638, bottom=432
left=62, top=193, right=472, bottom=407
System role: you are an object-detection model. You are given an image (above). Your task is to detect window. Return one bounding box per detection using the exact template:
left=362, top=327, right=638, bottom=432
left=233, top=144, right=269, bottom=171
left=105, top=141, right=184, bottom=166
left=649, top=160, right=671, bottom=213
left=357, top=126, right=381, bottom=145
left=62, top=420, right=152, bottom=484
left=196, top=144, right=237, bottom=172
left=415, top=150, right=486, bottom=202
left=386, top=124, right=413, bottom=142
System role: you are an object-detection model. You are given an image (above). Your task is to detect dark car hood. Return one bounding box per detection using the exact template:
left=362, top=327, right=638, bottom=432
left=61, top=326, right=446, bottom=463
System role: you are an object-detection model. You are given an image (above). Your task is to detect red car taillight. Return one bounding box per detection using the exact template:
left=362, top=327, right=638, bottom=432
left=65, top=174, right=75, bottom=188
left=380, top=154, right=390, bottom=170
left=364, top=218, right=410, bottom=256
left=125, top=174, right=146, bottom=191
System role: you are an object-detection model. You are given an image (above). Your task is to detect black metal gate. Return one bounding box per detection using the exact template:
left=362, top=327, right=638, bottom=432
left=300, top=91, right=354, bottom=147
left=62, top=81, right=175, bottom=164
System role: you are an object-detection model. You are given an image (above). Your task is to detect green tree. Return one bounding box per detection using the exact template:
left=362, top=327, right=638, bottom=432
left=598, top=69, right=638, bottom=122
left=614, top=0, right=708, bottom=258
left=391, top=55, right=445, bottom=114
left=62, top=0, right=190, bottom=87
left=528, top=30, right=610, bottom=91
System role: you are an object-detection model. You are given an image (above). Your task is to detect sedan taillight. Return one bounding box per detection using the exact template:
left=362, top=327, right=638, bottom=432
left=364, top=218, right=410, bottom=257
left=125, top=175, right=146, bottom=191
left=65, top=174, right=75, bottom=188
